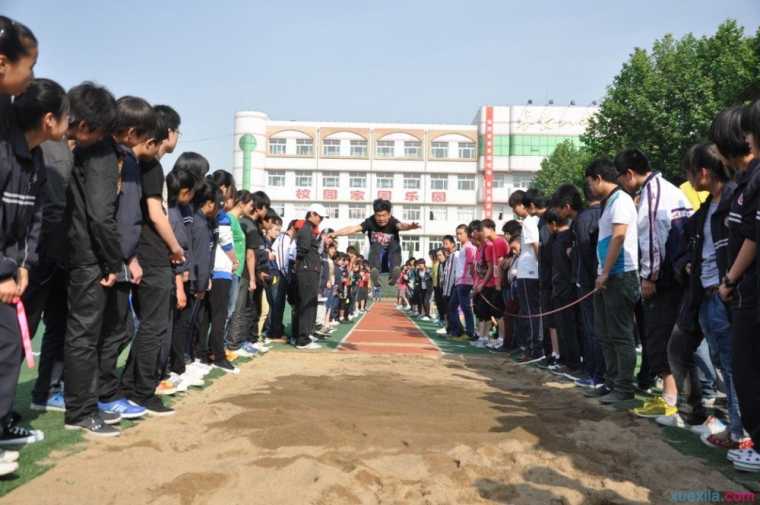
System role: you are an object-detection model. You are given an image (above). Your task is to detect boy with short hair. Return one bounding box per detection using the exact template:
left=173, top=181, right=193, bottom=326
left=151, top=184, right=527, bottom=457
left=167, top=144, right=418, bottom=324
left=585, top=158, right=640, bottom=405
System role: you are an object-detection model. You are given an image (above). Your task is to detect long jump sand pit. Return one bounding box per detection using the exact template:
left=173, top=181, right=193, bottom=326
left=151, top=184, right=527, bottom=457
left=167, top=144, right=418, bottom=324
left=2, top=351, right=742, bottom=505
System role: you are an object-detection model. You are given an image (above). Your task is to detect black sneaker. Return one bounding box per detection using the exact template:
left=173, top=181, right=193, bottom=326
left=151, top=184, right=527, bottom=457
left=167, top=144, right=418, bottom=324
left=99, top=410, right=122, bottom=425
left=0, top=422, right=44, bottom=446
left=64, top=416, right=120, bottom=438
left=138, top=397, right=175, bottom=417
left=213, top=359, right=240, bottom=375
left=584, top=385, right=612, bottom=398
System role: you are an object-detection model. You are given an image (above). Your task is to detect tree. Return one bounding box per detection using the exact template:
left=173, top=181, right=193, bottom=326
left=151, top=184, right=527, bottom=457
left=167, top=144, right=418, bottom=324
left=532, top=140, right=593, bottom=197
left=581, top=20, right=760, bottom=181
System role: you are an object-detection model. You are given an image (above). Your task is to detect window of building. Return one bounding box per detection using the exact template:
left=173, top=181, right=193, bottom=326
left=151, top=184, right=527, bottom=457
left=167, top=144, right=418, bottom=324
left=429, top=206, right=447, bottom=221
left=457, top=207, right=474, bottom=222
left=324, top=204, right=340, bottom=219
left=494, top=173, right=507, bottom=189
left=322, top=138, right=340, bottom=157
left=376, top=140, right=394, bottom=158
left=458, top=141, right=476, bottom=159
left=513, top=174, right=533, bottom=188
left=267, top=170, right=286, bottom=187
left=350, top=140, right=368, bottom=157
left=295, top=171, right=313, bottom=187
left=272, top=203, right=285, bottom=218
left=403, top=173, right=421, bottom=190
left=348, top=204, right=367, bottom=220
left=430, top=174, right=448, bottom=190
left=269, top=138, right=286, bottom=155
left=322, top=173, right=339, bottom=188
left=401, top=235, right=421, bottom=255
left=457, top=175, right=475, bottom=191
left=404, top=140, right=421, bottom=158
left=376, top=174, right=394, bottom=189
left=296, top=138, right=313, bottom=156
left=428, top=238, right=443, bottom=252
left=431, top=142, right=448, bottom=159
left=349, top=172, right=367, bottom=188
left=402, top=205, right=421, bottom=221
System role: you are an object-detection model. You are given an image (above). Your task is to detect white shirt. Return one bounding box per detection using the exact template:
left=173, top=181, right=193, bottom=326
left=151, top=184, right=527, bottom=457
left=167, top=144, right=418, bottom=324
left=597, top=189, right=639, bottom=275
left=700, top=202, right=720, bottom=288
left=517, top=215, right=540, bottom=279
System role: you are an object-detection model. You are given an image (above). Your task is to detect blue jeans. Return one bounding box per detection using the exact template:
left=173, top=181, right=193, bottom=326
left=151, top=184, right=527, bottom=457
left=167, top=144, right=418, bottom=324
left=699, top=293, right=743, bottom=439
left=448, top=284, right=475, bottom=337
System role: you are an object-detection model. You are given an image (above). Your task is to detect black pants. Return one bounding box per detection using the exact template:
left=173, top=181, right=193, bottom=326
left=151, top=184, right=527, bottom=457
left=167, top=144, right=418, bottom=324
left=209, top=279, right=231, bottom=363
left=228, top=278, right=263, bottom=349
left=268, top=272, right=287, bottom=339
left=23, top=260, right=67, bottom=404
left=732, top=308, right=760, bottom=448
left=417, top=288, right=430, bottom=316
left=296, top=269, right=319, bottom=346
left=641, top=286, right=683, bottom=377
left=0, top=302, right=22, bottom=419
left=98, top=282, right=132, bottom=403
left=121, top=266, right=172, bottom=403
left=554, top=294, right=581, bottom=369
left=171, top=285, right=199, bottom=375
left=433, top=287, right=445, bottom=324
left=63, top=264, right=109, bottom=424
left=516, top=279, right=541, bottom=356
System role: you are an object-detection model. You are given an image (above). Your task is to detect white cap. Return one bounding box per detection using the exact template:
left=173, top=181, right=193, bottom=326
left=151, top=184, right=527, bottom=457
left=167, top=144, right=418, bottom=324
left=307, top=203, right=328, bottom=218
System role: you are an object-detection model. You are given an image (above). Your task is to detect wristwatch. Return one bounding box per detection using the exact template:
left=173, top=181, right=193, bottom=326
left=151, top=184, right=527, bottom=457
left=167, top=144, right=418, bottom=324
left=722, top=275, right=737, bottom=289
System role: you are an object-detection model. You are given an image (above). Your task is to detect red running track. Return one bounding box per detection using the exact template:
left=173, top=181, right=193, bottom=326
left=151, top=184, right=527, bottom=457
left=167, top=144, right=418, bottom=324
left=337, top=301, right=440, bottom=356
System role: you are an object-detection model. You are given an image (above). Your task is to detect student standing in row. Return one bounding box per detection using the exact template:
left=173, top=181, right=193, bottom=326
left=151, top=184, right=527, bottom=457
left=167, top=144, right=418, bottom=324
left=294, top=204, right=326, bottom=349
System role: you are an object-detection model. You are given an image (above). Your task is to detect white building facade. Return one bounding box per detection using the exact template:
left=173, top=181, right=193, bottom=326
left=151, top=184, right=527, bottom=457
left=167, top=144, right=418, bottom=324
left=232, top=105, right=596, bottom=255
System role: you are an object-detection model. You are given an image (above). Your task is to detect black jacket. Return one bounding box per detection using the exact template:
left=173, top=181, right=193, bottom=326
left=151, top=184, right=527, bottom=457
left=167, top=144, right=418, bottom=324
left=38, top=140, right=73, bottom=266
left=296, top=221, right=321, bottom=273
left=0, top=126, right=46, bottom=280
left=726, top=160, right=760, bottom=311
left=571, top=205, right=601, bottom=290
left=65, top=138, right=122, bottom=274
left=678, top=182, right=736, bottom=332
left=189, top=209, right=215, bottom=294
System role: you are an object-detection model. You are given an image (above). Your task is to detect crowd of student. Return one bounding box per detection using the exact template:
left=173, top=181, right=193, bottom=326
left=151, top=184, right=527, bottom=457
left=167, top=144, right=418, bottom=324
left=0, top=16, right=402, bottom=477
left=396, top=112, right=760, bottom=474
left=1, top=13, right=760, bottom=480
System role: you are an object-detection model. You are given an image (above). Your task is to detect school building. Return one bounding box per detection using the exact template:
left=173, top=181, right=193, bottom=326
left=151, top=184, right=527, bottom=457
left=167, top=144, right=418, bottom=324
left=232, top=104, right=597, bottom=255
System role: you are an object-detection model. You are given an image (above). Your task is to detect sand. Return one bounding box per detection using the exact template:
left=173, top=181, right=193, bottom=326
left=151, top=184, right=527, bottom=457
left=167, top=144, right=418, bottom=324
left=1, top=352, right=744, bottom=505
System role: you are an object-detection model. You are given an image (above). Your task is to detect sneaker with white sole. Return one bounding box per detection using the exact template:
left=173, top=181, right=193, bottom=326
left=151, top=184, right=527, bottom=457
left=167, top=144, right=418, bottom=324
left=234, top=347, right=255, bottom=358
left=98, top=399, right=146, bottom=420
left=213, top=359, right=240, bottom=375
left=435, top=328, right=448, bottom=335
left=296, top=342, right=322, bottom=350
left=30, top=391, right=66, bottom=412
left=689, top=416, right=726, bottom=437
left=655, top=413, right=687, bottom=428
left=179, top=373, right=205, bottom=388
left=251, top=342, right=270, bottom=353
left=138, top=397, right=175, bottom=417
left=732, top=448, right=760, bottom=472
left=0, top=461, right=18, bottom=476
left=470, top=339, right=488, bottom=349
left=65, top=415, right=120, bottom=438
left=0, top=423, right=44, bottom=446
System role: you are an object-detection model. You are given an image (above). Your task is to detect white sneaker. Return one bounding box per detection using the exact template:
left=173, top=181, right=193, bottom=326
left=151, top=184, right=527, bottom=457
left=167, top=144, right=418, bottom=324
left=0, top=450, right=19, bottom=463
left=0, top=461, right=18, bottom=476
left=296, top=342, right=322, bottom=350
left=420, top=316, right=431, bottom=321
left=235, top=347, right=255, bottom=358
left=263, top=338, right=272, bottom=345
left=690, top=416, right=727, bottom=437
left=309, top=335, right=319, bottom=343
left=395, top=305, right=403, bottom=310
left=435, top=328, right=448, bottom=335
left=470, top=339, right=487, bottom=348
left=252, top=342, right=270, bottom=353
left=179, top=373, right=205, bottom=388
left=656, top=413, right=686, bottom=428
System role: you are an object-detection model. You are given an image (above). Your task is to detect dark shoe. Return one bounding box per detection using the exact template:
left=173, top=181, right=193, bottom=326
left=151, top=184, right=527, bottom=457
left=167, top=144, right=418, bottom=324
left=584, top=385, right=612, bottom=398
left=138, top=397, right=175, bottom=417
left=599, top=391, right=635, bottom=404
left=64, top=416, right=120, bottom=438
left=0, top=421, right=44, bottom=446
left=213, top=359, right=240, bottom=375
left=99, top=410, right=122, bottom=425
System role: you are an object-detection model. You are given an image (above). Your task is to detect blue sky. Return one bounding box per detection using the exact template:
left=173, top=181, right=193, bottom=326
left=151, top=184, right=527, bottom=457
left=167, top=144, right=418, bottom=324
left=5, top=0, right=759, bottom=171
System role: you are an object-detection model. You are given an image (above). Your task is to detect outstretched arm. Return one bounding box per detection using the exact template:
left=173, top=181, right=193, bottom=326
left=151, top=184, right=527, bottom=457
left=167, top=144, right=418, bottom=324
left=331, top=223, right=364, bottom=237
left=398, top=222, right=420, bottom=231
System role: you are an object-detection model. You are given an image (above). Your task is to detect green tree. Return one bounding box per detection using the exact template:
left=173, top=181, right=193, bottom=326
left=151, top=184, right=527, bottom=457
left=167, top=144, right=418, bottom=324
left=581, top=20, right=760, bottom=181
left=532, top=140, right=593, bottom=197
